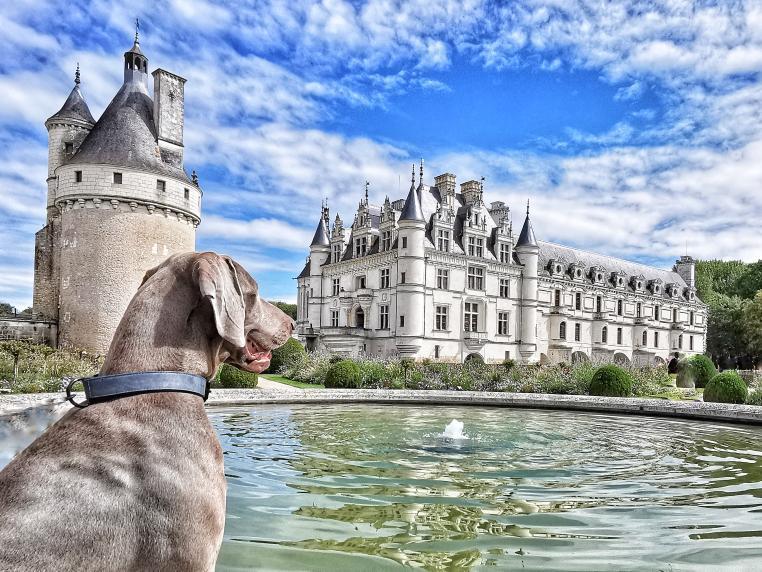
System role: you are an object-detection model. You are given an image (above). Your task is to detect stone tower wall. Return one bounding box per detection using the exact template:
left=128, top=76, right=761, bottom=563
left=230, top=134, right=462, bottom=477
left=53, top=164, right=199, bottom=353
left=152, top=69, right=185, bottom=147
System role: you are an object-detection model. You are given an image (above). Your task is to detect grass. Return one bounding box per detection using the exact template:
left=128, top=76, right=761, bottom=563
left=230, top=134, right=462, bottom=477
left=261, top=374, right=324, bottom=389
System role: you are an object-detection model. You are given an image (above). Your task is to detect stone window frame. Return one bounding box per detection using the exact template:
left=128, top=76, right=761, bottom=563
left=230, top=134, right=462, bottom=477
left=75, top=170, right=83, bottom=183
left=464, top=301, right=480, bottom=332
left=575, top=292, right=582, bottom=310
left=642, top=330, right=648, bottom=346
left=601, top=326, right=608, bottom=344
left=330, top=309, right=339, bottom=327
left=497, top=311, right=510, bottom=336
left=378, top=305, right=389, bottom=330
left=434, top=305, right=449, bottom=331
left=436, top=229, right=451, bottom=252
left=331, top=243, right=342, bottom=263
left=574, top=322, right=581, bottom=341
left=380, top=268, right=390, bottom=289
left=401, top=236, right=408, bottom=248
left=654, top=331, right=659, bottom=347
left=559, top=321, right=567, bottom=340
left=499, top=278, right=510, bottom=298
left=156, top=179, right=166, bottom=192
left=399, top=315, right=405, bottom=328
left=466, top=265, right=485, bottom=291
left=617, top=327, right=623, bottom=345
left=467, top=235, right=484, bottom=257
left=498, top=242, right=511, bottom=264
left=113, top=172, right=123, bottom=184
left=332, top=277, right=340, bottom=296
left=183, top=187, right=190, bottom=200
left=381, top=230, right=392, bottom=252
left=436, top=268, right=449, bottom=290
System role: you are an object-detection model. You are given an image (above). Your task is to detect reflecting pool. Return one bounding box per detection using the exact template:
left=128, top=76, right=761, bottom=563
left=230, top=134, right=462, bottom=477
left=211, top=404, right=762, bottom=571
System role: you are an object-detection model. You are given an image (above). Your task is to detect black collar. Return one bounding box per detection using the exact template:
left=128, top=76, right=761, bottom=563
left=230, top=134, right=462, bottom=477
left=66, top=371, right=209, bottom=408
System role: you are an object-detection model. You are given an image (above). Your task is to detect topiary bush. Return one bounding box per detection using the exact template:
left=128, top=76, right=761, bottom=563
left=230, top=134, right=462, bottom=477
left=266, top=337, right=305, bottom=374
left=589, top=365, right=633, bottom=397
left=676, top=355, right=717, bottom=389
left=703, top=371, right=747, bottom=404
left=215, top=363, right=258, bottom=389
left=324, top=360, right=362, bottom=389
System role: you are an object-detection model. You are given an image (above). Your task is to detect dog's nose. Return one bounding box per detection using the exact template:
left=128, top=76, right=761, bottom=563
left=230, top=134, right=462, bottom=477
left=289, top=319, right=296, bottom=332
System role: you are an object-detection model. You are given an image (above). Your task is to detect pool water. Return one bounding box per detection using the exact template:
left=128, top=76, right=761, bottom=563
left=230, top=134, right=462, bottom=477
left=211, top=405, right=762, bottom=571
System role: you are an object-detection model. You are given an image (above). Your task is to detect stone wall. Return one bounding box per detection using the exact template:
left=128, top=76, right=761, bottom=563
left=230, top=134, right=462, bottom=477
left=0, top=316, right=57, bottom=345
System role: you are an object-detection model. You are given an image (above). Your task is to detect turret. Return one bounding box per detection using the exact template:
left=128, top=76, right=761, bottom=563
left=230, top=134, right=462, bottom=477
left=674, top=255, right=695, bottom=289
left=396, top=164, right=426, bottom=357
left=515, top=201, right=539, bottom=362
left=309, top=202, right=331, bottom=275
left=124, top=20, right=149, bottom=87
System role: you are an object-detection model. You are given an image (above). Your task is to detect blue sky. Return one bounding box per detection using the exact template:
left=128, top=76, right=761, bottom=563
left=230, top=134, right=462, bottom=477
left=2, top=1, right=762, bottom=309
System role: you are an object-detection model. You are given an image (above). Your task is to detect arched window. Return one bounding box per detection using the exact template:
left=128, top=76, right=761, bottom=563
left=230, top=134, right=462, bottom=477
left=642, top=330, right=648, bottom=346
left=559, top=321, right=566, bottom=340
left=601, top=326, right=608, bottom=344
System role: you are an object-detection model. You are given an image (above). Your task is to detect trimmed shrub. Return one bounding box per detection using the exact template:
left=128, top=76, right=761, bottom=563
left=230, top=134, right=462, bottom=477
left=677, top=355, right=717, bottom=389
left=215, top=363, right=258, bottom=389
left=325, top=360, right=362, bottom=389
left=703, top=371, right=747, bottom=404
left=266, top=337, right=305, bottom=374
left=589, top=365, right=633, bottom=397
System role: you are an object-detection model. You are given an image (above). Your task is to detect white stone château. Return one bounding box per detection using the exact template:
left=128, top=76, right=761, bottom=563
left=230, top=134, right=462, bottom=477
left=32, top=28, right=202, bottom=353
left=296, top=163, right=707, bottom=364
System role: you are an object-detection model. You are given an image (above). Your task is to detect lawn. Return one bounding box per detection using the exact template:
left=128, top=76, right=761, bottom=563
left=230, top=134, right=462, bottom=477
left=261, top=374, right=324, bottom=389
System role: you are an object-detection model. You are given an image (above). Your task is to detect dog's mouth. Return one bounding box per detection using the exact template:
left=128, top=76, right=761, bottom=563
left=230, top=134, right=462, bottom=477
left=240, top=339, right=271, bottom=373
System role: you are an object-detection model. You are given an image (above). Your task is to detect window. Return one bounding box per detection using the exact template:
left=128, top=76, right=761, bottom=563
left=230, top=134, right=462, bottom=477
left=467, top=236, right=484, bottom=257
left=357, top=275, right=366, bottom=289
left=437, top=229, right=450, bottom=251
left=401, top=236, right=408, bottom=248
left=381, top=230, right=392, bottom=251
left=64, top=142, right=73, bottom=156
left=636, top=303, right=642, bottom=318
left=437, top=268, right=449, bottom=290
left=464, top=302, right=478, bottom=332
left=184, top=188, right=190, bottom=199
left=380, top=268, right=390, bottom=289
left=499, top=278, right=510, bottom=298
left=399, top=315, right=405, bottom=328
left=642, top=330, right=648, bottom=346
left=435, top=345, right=441, bottom=359
left=332, top=243, right=341, bottom=263
left=75, top=170, right=82, bottom=183
left=554, top=289, right=561, bottom=307
left=690, top=335, right=694, bottom=350
left=332, top=278, right=340, bottom=296
left=435, top=305, right=448, bottom=331
left=617, top=327, right=623, bottom=345
left=467, top=266, right=484, bottom=290
left=330, top=310, right=339, bottom=327
left=498, top=311, right=509, bottom=335
left=617, top=300, right=623, bottom=316
left=156, top=179, right=166, bottom=192
left=654, top=331, right=659, bottom=348
left=575, top=292, right=582, bottom=310
left=678, top=334, right=683, bottom=349
left=400, top=272, right=406, bottom=284
left=601, top=326, right=608, bottom=344
left=596, top=296, right=602, bottom=313
left=654, top=305, right=660, bottom=321
left=559, top=321, right=566, bottom=340
left=673, top=308, right=678, bottom=322
left=499, top=243, right=511, bottom=263
left=690, top=311, right=695, bottom=325
left=354, top=237, right=367, bottom=257
left=379, top=305, right=389, bottom=329
left=575, top=323, right=581, bottom=341
left=113, top=172, right=122, bottom=184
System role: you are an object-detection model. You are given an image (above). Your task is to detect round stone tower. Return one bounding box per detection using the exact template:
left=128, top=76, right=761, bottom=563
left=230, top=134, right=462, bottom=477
left=34, top=31, right=202, bottom=354
left=515, top=202, right=539, bottom=363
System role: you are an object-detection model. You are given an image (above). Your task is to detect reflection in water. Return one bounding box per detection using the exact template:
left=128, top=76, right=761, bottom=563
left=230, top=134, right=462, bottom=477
left=211, top=405, right=762, bottom=571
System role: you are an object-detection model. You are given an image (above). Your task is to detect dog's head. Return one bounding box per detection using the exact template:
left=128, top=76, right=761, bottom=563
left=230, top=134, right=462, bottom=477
left=192, top=252, right=294, bottom=373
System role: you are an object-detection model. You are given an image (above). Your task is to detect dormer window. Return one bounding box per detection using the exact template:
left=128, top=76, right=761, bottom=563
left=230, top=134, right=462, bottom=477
left=611, top=272, right=626, bottom=288
left=437, top=229, right=450, bottom=252
left=590, top=267, right=605, bottom=284
left=332, top=243, right=342, bottom=263
left=354, top=236, right=367, bottom=257
left=381, top=230, right=392, bottom=251
left=686, top=289, right=695, bottom=301
left=570, top=264, right=584, bottom=280
left=499, top=243, right=511, bottom=263
left=467, top=236, right=484, bottom=257
left=549, top=260, right=565, bottom=276
left=64, top=142, right=74, bottom=156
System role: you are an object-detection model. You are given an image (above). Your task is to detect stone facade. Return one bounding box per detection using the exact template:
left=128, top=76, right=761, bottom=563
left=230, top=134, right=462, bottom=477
left=296, top=166, right=707, bottom=365
left=31, top=34, right=202, bottom=354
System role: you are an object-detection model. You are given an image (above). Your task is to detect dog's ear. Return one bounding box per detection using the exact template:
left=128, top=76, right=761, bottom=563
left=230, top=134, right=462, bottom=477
left=195, top=255, right=247, bottom=348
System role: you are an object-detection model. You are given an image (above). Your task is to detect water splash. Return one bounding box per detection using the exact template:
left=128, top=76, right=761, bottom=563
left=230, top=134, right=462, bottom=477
left=440, top=419, right=468, bottom=440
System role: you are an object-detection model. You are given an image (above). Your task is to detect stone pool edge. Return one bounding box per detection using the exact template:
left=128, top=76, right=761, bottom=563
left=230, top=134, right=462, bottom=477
left=2, top=389, right=761, bottom=425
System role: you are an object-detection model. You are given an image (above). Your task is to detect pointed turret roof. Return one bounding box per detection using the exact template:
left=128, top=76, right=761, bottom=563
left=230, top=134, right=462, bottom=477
left=46, top=65, right=95, bottom=126
left=516, top=200, right=537, bottom=248
left=310, top=211, right=330, bottom=247
left=400, top=163, right=424, bottom=222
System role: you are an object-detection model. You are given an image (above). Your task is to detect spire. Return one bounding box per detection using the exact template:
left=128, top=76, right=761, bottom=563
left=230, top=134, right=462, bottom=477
left=46, top=64, right=95, bottom=126
left=365, top=180, right=369, bottom=203
left=310, top=205, right=330, bottom=247
left=124, top=19, right=147, bottom=85
left=419, top=158, right=424, bottom=187
left=516, top=199, right=537, bottom=248
left=75, top=63, right=80, bottom=86
left=400, top=163, right=424, bottom=222
left=135, top=17, right=140, bottom=45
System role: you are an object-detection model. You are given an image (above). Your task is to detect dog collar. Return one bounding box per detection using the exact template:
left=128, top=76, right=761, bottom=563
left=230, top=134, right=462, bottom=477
left=66, top=371, right=209, bottom=408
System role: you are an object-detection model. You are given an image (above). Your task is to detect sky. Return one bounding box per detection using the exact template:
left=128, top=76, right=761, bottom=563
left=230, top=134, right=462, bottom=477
left=2, top=0, right=762, bottom=309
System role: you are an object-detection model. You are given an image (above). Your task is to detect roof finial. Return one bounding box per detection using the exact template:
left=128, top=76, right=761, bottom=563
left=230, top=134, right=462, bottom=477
left=134, top=17, right=140, bottom=45
left=365, top=180, right=369, bottom=202
left=419, top=158, right=424, bottom=186
left=526, top=198, right=530, bottom=216
left=74, top=62, right=80, bottom=86
left=411, top=163, right=415, bottom=185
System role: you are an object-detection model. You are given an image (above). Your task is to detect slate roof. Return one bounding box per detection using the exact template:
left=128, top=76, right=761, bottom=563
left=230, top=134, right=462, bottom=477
left=516, top=213, right=537, bottom=247
left=310, top=215, right=330, bottom=247
left=399, top=183, right=424, bottom=221
left=68, top=79, right=190, bottom=182
left=47, top=85, right=95, bottom=125
left=537, top=241, right=688, bottom=287
left=297, top=261, right=310, bottom=279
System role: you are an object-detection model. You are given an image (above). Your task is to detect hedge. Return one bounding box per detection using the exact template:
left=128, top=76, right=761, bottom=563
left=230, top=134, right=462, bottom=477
left=589, top=364, right=633, bottom=397
left=325, top=360, right=362, bottom=389
left=266, top=337, right=305, bottom=374
left=703, top=371, right=747, bottom=404
left=214, top=363, right=258, bottom=389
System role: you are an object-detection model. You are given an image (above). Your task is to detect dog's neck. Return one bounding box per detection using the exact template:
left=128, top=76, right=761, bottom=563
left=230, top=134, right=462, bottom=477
left=101, top=268, right=221, bottom=378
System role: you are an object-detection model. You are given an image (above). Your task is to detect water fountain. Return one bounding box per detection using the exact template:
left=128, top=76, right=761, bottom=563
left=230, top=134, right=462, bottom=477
left=440, top=419, right=468, bottom=440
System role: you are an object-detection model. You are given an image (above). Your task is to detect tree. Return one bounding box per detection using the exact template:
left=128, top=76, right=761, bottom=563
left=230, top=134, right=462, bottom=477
left=0, top=340, right=33, bottom=381
left=696, top=259, right=747, bottom=301
left=732, top=261, right=762, bottom=300
left=272, top=301, right=296, bottom=321
left=0, top=302, right=14, bottom=316
left=742, top=291, right=762, bottom=364
left=705, top=293, right=746, bottom=364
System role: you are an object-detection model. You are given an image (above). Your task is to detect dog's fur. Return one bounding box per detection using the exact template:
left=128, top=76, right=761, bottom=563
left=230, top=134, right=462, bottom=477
left=0, top=252, right=293, bottom=571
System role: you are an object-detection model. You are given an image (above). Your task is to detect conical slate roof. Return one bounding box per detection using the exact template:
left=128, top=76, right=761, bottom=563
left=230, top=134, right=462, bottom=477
left=310, top=214, right=330, bottom=247
left=400, top=182, right=424, bottom=222
left=47, top=85, right=95, bottom=125
left=68, top=79, right=190, bottom=182
left=516, top=212, right=537, bottom=247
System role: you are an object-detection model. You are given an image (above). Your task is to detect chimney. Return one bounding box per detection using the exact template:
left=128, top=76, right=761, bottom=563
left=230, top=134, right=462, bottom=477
left=152, top=69, right=186, bottom=164
left=434, top=173, right=456, bottom=197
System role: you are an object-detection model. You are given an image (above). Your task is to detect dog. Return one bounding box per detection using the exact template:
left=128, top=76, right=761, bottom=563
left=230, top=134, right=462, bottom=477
left=0, top=252, right=294, bottom=571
